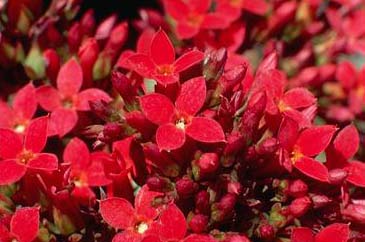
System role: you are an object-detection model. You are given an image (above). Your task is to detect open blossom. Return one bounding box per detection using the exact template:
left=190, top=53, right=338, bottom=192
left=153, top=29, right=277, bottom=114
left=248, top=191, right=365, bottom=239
left=140, top=76, right=226, bottom=151
left=278, top=117, right=337, bottom=182
left=0, top=207, right=40, bottom=242
left=128, top=29, right=204, bottom=85
left=37, top=58, right=112, bottom=137
left=291, top=223, right=349, bottom=242
left=0, top=116, right=58, bottom=185
left=0, top=82, right=37, bottom=133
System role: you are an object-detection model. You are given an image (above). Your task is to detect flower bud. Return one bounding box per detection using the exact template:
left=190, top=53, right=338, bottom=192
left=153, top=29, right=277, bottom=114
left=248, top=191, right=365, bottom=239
left=111, top=71, right=137, bottom=105
left=195, top=191, right=210, bottom=214
left=203, top=48, right=227, bottom=82
left=68, top=22, right=82, bottom=53
left=176, top=178, right=198, bottom=199
left=342, top=204, right=365, bottom=224
left=258, top=224, right=276, bottom=242
left=328, top=169, right=348, bottom=185
left=189, top=214, right=209, bottom=233
left=255, top=138, right=279, bottom=155
left=147, top=176, right=168, bottom=192
left=193, top=153, right=220, bottom=180
left=311, top=194, right=331, bottom=209
left=104, top=22, right=128, bottom=61
left=78, top=38, right=99, bottom=86
left=101, top=123, right=123, bottom=142
left=43, top=49, right=60, bottom=85
left=80, top=9, right=95, bottom=36
left=289, top=196, right=311, bottom=217
left=288, top=179, right=308, bottom=198
left=93, top=52, right=112, bottom=80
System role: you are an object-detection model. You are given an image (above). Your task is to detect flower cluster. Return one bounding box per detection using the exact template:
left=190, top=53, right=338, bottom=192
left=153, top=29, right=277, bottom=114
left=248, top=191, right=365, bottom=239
left=1, top=0, right=365, bottom=241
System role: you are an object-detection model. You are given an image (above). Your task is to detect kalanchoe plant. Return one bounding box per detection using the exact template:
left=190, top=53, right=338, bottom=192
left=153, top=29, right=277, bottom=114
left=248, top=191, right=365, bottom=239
left=1, top=0, right=365, bottom=241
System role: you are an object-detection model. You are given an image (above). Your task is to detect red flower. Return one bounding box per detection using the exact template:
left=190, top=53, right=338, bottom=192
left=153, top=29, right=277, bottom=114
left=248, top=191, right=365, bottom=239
left=37, top=58, right=111, bottom=137
left=163, top=0, right=230, bottom=39
left=0, top=82, right=37, bottom=134
left=0, top=116, right=58, bottom=185
left=63, top=138, right=111, bottom=205
left=216, top=0, right=270, bottom=22
left=291, top=223, right=349, bottom=242
left=278, top=117, right=336, bottom=182
left=99, top=185, right=163, bottom=242
left=0, top=207, right=40, bottom=242
left=140, top=77, right=226, bottom=151
left=128, top=29, right=204, bottom=85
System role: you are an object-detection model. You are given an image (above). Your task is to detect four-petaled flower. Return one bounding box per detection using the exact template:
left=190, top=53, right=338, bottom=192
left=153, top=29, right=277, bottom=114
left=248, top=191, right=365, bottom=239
left=0, top=116, right=58, bottom=185
left=278, top=117, right=337, bottom=182
left=128, top=29, right=204, bottom=85
left=291, top=223, right=349, bottom=242
left=37, top=58, right=112, bottom=137
left=140, top=77, right=226, bottom=151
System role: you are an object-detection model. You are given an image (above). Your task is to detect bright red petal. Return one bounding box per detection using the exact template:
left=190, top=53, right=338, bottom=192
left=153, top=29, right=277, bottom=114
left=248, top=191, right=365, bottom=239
left=113, top=232, right=141, bottom=242
left=135, top=185, right=163, bottom=220
left=63, top=138, right=90, bottom=168
left=158, top=203, right=187, bottom=241
left=0, top=159, right=26, bottom=185
left=50, top=108, right=78, bottom=137
left=162, top=0, right=189, bottom=20
left=99, top=198, right=135, bottom=230
left=345, top=161, right=365, bottom=187
left=13, top=82, right=37, bottom=120
left=150, top=29, right=175, bottom=65
left=0, top=128, right=22, bottom=159
left=315, top=223, right=349, bottom=242
left=296, top=125, right=337, bottom=157
left=176, top=77, right=206, bottom=116
left=137, top=28, right=155, bottom=54
left=10, top=207, right=40, bottom=242
left=24, top=116, right=48, bottom=153
left=183, top=235, right=217, bottom=242
left=36, top=85, right=62, bottom=111
left=128, top=54, right=156, bottom=77
left=27, top=153, right=58, bottom=171
left=76, top=88, right=112, bottom=111
left=0, top=101, right=14, bottom=128
left=152, top=73, right=179, bottom=85
left=186, top=117, right=225, bottom=143
left=57, top=58, right=83, bottom=96
left=140, top=93, right=175, bottom=125
left=86, top=157, right=112, bottom=187
left=278, top=117, right=299, bottom=151
left=190, top=0, right=211, bottom=13
left=336, top=61, right=357, bottom=89
left=282, top=88, right=316, bottom=109
left=334, top=124, right=359, bottom=160
left=201, top=14, right=230, bottom=29
left=294, top=157, right=329, bottom=182
left=176, top=23, right=200, bottom=40
left=291, top=227, right=314, bottom=242
left=156, top=124, right=186, bottom=151
left=174, top=50, right=204, bottom=73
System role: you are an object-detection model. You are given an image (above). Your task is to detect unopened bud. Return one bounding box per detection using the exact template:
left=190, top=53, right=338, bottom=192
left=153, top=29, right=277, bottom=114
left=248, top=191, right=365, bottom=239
left=203, top=48, right=227, bottom=82
left=176, top=178, right=198, bottom=199
left=328, top=169, right=348, bottom=185
left=311, top=194, right=331, bottom=209
left=195, top=191, right=210, bottom=214
left=258, top=224, right=276, bottom=242
left=288, top=179, right=308, bottom=198
left=289, top=196, right=311, bottom=217
left=189, top=214, right=209, bottom=233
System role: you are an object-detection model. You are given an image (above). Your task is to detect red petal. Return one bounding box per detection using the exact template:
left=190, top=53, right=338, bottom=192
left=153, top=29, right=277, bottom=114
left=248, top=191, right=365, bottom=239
left=57, top=58, right=83, bottom=96
left=99, top=198, right=135, bottom=230
left=291, top=227, right=314, bottom=242
left=190, top=0, right=211, bottom=13
left=128, top=54, right=156, bottom=77
left=152, top=73, right=179, bottom=85
left=243, top=0, right=269, bottom=15
left=13, top=82, right=37, bottom=120
left=278, top=117, right=299, bottom=151
left=24, top=116, right=48, bottom=153
left=137, top=29, right=155, bottom=54
left=156, top=124, right=186, bottom=151
left=176, top=23, right=200, bottom=40
left=36, top=85, right=61, bottom=111
left=0, top=159, right=26, bottom=185
left=158, top=203, right=187, bottom=241
left=86, top=157, right=112, bottom=187
left=27, top=153, right=58, bottom=171
left=186, top=117, right=225, bottom=143
left=296, top=125, right=337, bottom=157
left=0, top=101, right=14, bottom=128
left=162, top=0, right=189, bottom=20
left=282, top=88, right=316, bottom=109
left=183, top=235, right=217, bottom=242
left=294, top=157, right=329, bottom=182
left=256, top=52, right=278, bottom=76
left=150, top=29, right=175, bottom=65
left=0, top=128, right=22, bottom=159
left=345, top=161, right=365, bottom=187
left=336, top=61, right=357, bottom=89
left=76, top=88, right=112, bottom=111
left=334, top=124, right=359, bottom=160
left=142, top=235, right=162, bottom=242
left=140, top=93, right=175, bottom=125
left=63, top=138, right=90, bottom=168
left=113, top=232, right=141, bottom=242
left=174, top=50, right=204, bottom=73
left=135, top=185, right=163, bottom=220
left=50, top=108, right=78, bottom=137
left=10, top=207, right=40, bottom=242
left=176, top=77, right=206, bottom=116
left=201, top=14, right=230, bottom=29
left=315, top=223, right=349, bottom=242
